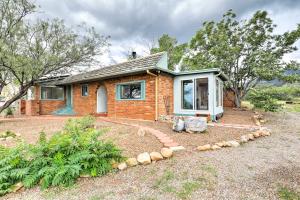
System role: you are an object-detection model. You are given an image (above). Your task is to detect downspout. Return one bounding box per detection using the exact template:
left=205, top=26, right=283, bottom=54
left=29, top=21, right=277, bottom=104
left=147, top=70, right=159, bottom=121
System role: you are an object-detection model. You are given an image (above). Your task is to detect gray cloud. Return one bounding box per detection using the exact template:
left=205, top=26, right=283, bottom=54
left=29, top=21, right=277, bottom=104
left=34, top=0, right=300, bottom=63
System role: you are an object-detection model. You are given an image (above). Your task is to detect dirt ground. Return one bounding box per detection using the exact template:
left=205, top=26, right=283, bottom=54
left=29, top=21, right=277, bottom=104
left=2, top=111, right=300, bottom=200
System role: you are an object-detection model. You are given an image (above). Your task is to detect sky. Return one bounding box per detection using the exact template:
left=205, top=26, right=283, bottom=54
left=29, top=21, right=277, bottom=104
left=33, top=0, right=300, bottom=66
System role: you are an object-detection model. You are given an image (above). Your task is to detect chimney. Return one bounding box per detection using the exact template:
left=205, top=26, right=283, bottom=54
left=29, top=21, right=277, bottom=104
left=132, top=51, right=137, bottom=59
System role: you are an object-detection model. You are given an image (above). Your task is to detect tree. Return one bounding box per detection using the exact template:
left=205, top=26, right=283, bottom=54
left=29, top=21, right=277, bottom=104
left=151, top=34, right=187, bottom=70
left=184, top=10, right=300, bottom=107
left=0, top=0, right=109, bottom=113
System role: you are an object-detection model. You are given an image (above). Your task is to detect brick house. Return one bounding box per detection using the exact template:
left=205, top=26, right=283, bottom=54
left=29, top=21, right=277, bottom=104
left=21, top=52, right=228, bottom=121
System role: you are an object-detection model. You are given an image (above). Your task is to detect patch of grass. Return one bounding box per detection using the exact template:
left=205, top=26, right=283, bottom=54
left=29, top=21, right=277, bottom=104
left=153, top=170, right=175, bottom=189
left=200, top=164, right=218, bottom=177
left=278, top=186, right=300, bottom=200
left=176, top=181, right=201, bottom=200
left=284, top=103, right=300, bottom=112
left=241, top=101, right=254, bottom=110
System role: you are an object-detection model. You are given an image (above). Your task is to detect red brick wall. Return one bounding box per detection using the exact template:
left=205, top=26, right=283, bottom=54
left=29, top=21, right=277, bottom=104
left=158, top=73, right=174, bottom=116
left=25, top=100, right=40, bottom=116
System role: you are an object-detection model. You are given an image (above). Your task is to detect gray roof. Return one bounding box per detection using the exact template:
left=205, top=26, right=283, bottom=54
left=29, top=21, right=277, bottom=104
left=57, top=52, right=167, bottom=85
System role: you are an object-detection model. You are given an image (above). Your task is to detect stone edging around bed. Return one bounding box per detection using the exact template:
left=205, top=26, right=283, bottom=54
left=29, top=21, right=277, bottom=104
left=196, top=128, right=271, bottom=152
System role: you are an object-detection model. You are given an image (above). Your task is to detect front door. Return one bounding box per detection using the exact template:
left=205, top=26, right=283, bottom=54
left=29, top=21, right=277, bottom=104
left=66, top=85, right=72, bottom=107
left=97, top=86, right=107, bottom=113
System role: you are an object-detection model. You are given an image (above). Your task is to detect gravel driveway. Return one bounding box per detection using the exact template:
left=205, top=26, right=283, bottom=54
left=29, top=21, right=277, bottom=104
left=2, top=112, right=300, bottom=200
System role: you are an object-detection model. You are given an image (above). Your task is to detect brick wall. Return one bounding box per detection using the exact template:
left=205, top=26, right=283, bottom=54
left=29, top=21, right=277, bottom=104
left=223, top=89, right=235, bottom=107
left=25, top=100, right=40, bottom=116
left=158, top=73, right=174, bottom=116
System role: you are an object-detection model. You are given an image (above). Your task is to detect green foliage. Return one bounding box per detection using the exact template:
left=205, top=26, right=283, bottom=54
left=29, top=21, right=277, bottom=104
left=0, top=130, right=16, bottom=138
left=247, top=89, right=282, bottom=112
left=254, top=86, right=300, bottom=101
left=4, top=107, right=13, bottom=116
left=183, top=9, right=300, bottom=107
left=151, top=34, right=187, bottom=70
left=278, top=186, right=300, bottom=200
left=0, top=116, right=123, bottom=196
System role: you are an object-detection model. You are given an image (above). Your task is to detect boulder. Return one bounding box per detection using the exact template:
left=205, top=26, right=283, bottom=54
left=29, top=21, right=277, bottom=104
left=150, top=152, right=163, bottom=161
left=117, top=162, right=127, bottom=170
left=211, top=145, right=221, bottom=150
left=248, top=134, right=255, bottom=141
left=259, top=129, right=271, bottom=137
left=240, top=135, right=249, bottom=143
left=137, top=128, right=146, bottom=137
left=197, top=144, right=211, bottom=151
left=173, top=117, right=185, bottom=132
left=253, top=131, right=261, bottom=138
left=111, top=161, right=119, bottom=169
left=137, top=152, right=151, bottom=165
left=0, top=138, right=5, bottom=141
left=6, top=136, right=14, bottom=141
left=227, top=140, right=240, bottom=147
left=184, top=117, right=207, bottom=133
left=161, top=148, right=173, bottom=158
left=126, top=158, right=138, bottom=167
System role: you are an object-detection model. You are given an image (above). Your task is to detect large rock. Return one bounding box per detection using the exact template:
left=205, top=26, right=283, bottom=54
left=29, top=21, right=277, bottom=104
left=150, top=152, right=163, bottom=161
left=227, top=140, right=240, bottom=147
left=253, top=131, right=261, bottom=138
left=197, top=144, right=211, bottom=151
left=161, top=148, right=173, bottom=158
left=184, top=117, right=207, bottom=133
left=173, top=117, right=185, bottom=132
left=117, top=162, right=127, bottom=170
left=126, top=158, right=138, bottom=167
left=137, top=152, right=151, bottom=165
left=215, top=141, right=227, bottom=147
left=211, top=145, right=221, bottom=150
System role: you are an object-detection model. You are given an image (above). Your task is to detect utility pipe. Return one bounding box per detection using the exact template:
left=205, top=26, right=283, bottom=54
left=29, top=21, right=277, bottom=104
left=147, top=70, right=158, bottom=121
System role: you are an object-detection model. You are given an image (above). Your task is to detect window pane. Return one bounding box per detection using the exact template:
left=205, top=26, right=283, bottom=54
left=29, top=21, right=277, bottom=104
left=120, top=83, right=142, bottom=99
left=82, top=85, right=88, bottom=96
left=195, top=78, right=208, bottom=110
left=182, top=80, right=193, bottom=109
left=41, top=87, right=64, bottom=100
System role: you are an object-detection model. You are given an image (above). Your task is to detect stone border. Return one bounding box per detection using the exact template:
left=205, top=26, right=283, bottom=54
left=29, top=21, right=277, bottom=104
left=196, top=128, right=271, bottom=152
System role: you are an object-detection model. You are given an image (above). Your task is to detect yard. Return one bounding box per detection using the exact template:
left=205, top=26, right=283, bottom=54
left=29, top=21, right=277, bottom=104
left=0, top=109, right=300, bottom=200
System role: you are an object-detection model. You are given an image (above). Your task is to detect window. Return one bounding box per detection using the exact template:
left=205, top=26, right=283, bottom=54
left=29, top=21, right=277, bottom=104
left=182, top=80, right=193, bottom=109
left=195, top=78, right=208, bottom=110
left=116, top=81, right=145, bottom=100
left=81, top=84, right=88, bottom=96
left=41, top=86, right=64, bottom=100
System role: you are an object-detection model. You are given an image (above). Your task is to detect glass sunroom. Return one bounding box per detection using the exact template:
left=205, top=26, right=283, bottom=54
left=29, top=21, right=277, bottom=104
left=173, top=69, right=227, bottom=121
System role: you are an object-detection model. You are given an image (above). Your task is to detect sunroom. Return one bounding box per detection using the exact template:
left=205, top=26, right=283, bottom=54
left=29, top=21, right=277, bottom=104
left=173, top=68, right=228, bottom=121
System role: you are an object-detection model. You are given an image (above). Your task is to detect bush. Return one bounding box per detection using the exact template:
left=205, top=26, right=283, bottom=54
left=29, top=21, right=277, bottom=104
left=0, top=116, right=123, bottom=196
left=247, top=89, right=282, bottom=112
left=5, top=107, right=13, bottom=116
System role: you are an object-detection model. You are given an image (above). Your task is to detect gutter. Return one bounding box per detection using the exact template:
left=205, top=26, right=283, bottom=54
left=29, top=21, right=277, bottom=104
left=146, top=70, right=159, bottom=121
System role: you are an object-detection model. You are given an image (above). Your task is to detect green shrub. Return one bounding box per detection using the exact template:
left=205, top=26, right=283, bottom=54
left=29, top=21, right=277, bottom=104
left=247, top=89, right=282, bottom=112
left=0, top=116, right=123, bottom=196
left=5, top=107, right=13, bottom=116
left=0, top=130, right=16, bottom=138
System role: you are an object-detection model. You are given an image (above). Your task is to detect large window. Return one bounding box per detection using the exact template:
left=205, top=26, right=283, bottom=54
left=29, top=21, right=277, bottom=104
left=116, top=81, right=145, bottom=100
left=182, top=80, right=194, bottom=109
left=41, top=86, right=64, bottom=100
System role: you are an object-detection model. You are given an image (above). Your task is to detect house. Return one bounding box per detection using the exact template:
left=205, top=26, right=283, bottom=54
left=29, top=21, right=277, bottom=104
left=21, top=52, right=228, bottom=121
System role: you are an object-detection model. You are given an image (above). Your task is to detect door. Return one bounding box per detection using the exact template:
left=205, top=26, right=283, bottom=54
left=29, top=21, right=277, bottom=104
left=97, top=86, right=107, bottom=113
left=66, top=85, right=72, bottom=107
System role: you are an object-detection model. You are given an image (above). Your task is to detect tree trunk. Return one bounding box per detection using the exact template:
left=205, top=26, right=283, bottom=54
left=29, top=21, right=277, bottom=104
left=0, top=84, right=31, bottom=113
left=234, top=90, right=241, bottom=108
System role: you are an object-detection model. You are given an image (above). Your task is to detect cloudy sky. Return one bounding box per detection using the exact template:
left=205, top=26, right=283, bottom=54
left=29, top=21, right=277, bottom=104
left=34, top=0, right=300, bottom=66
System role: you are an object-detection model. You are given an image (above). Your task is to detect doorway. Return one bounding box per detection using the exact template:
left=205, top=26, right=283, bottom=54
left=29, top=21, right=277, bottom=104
left=97, top=86, right=107, bottom=113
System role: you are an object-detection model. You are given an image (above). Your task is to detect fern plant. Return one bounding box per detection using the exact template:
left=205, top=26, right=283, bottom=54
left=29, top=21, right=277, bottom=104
left=0, top=116, right=123, bottom=196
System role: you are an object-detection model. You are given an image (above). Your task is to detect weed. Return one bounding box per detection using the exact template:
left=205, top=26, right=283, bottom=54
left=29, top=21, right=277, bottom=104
left=278, top=186, right=300, bottom=200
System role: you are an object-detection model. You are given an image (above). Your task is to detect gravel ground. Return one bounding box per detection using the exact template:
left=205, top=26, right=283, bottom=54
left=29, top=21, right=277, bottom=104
left=2, top=112, right=300, bottom=200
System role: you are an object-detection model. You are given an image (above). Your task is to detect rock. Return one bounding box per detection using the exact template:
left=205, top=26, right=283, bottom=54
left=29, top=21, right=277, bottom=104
left=0, top=138, right=5, bottom=141
left=253, top=131, right=261, bottom=138
left=173, top=117, right=185, bottom=132
left=240, top=135, right=249, bottom=143
left=161, top=148, right=173, bottom=158
left=197, top=144, right=211, bottom=151
left=111, top=161, right=119, bottom=169
left=6, top=136, right=14, bottom=141
left=211, top=145, right=221, bottom=150
left=150, top=152, right=163, bottom=161
left=15, top=133, right=21, bottom=137
left=117, top=162, right=127, bottom=170
left=137, top=128, right=146, bottom=136
left=184, top=117, right=207, bottom=133
left=258, top=129, right=271, bottom=137
left=227, top=140, right=240, bottom=147
left=12, top=182, right=23, bottom=192
left=248, top=134, right=254, bottom=141
left=170, top=146, right=185, bottom=151
left=215, top=141, right=227, bottom=147
left=126, top=157, right=138, bottom=167
left=137, top=152, right=151, bottom=165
